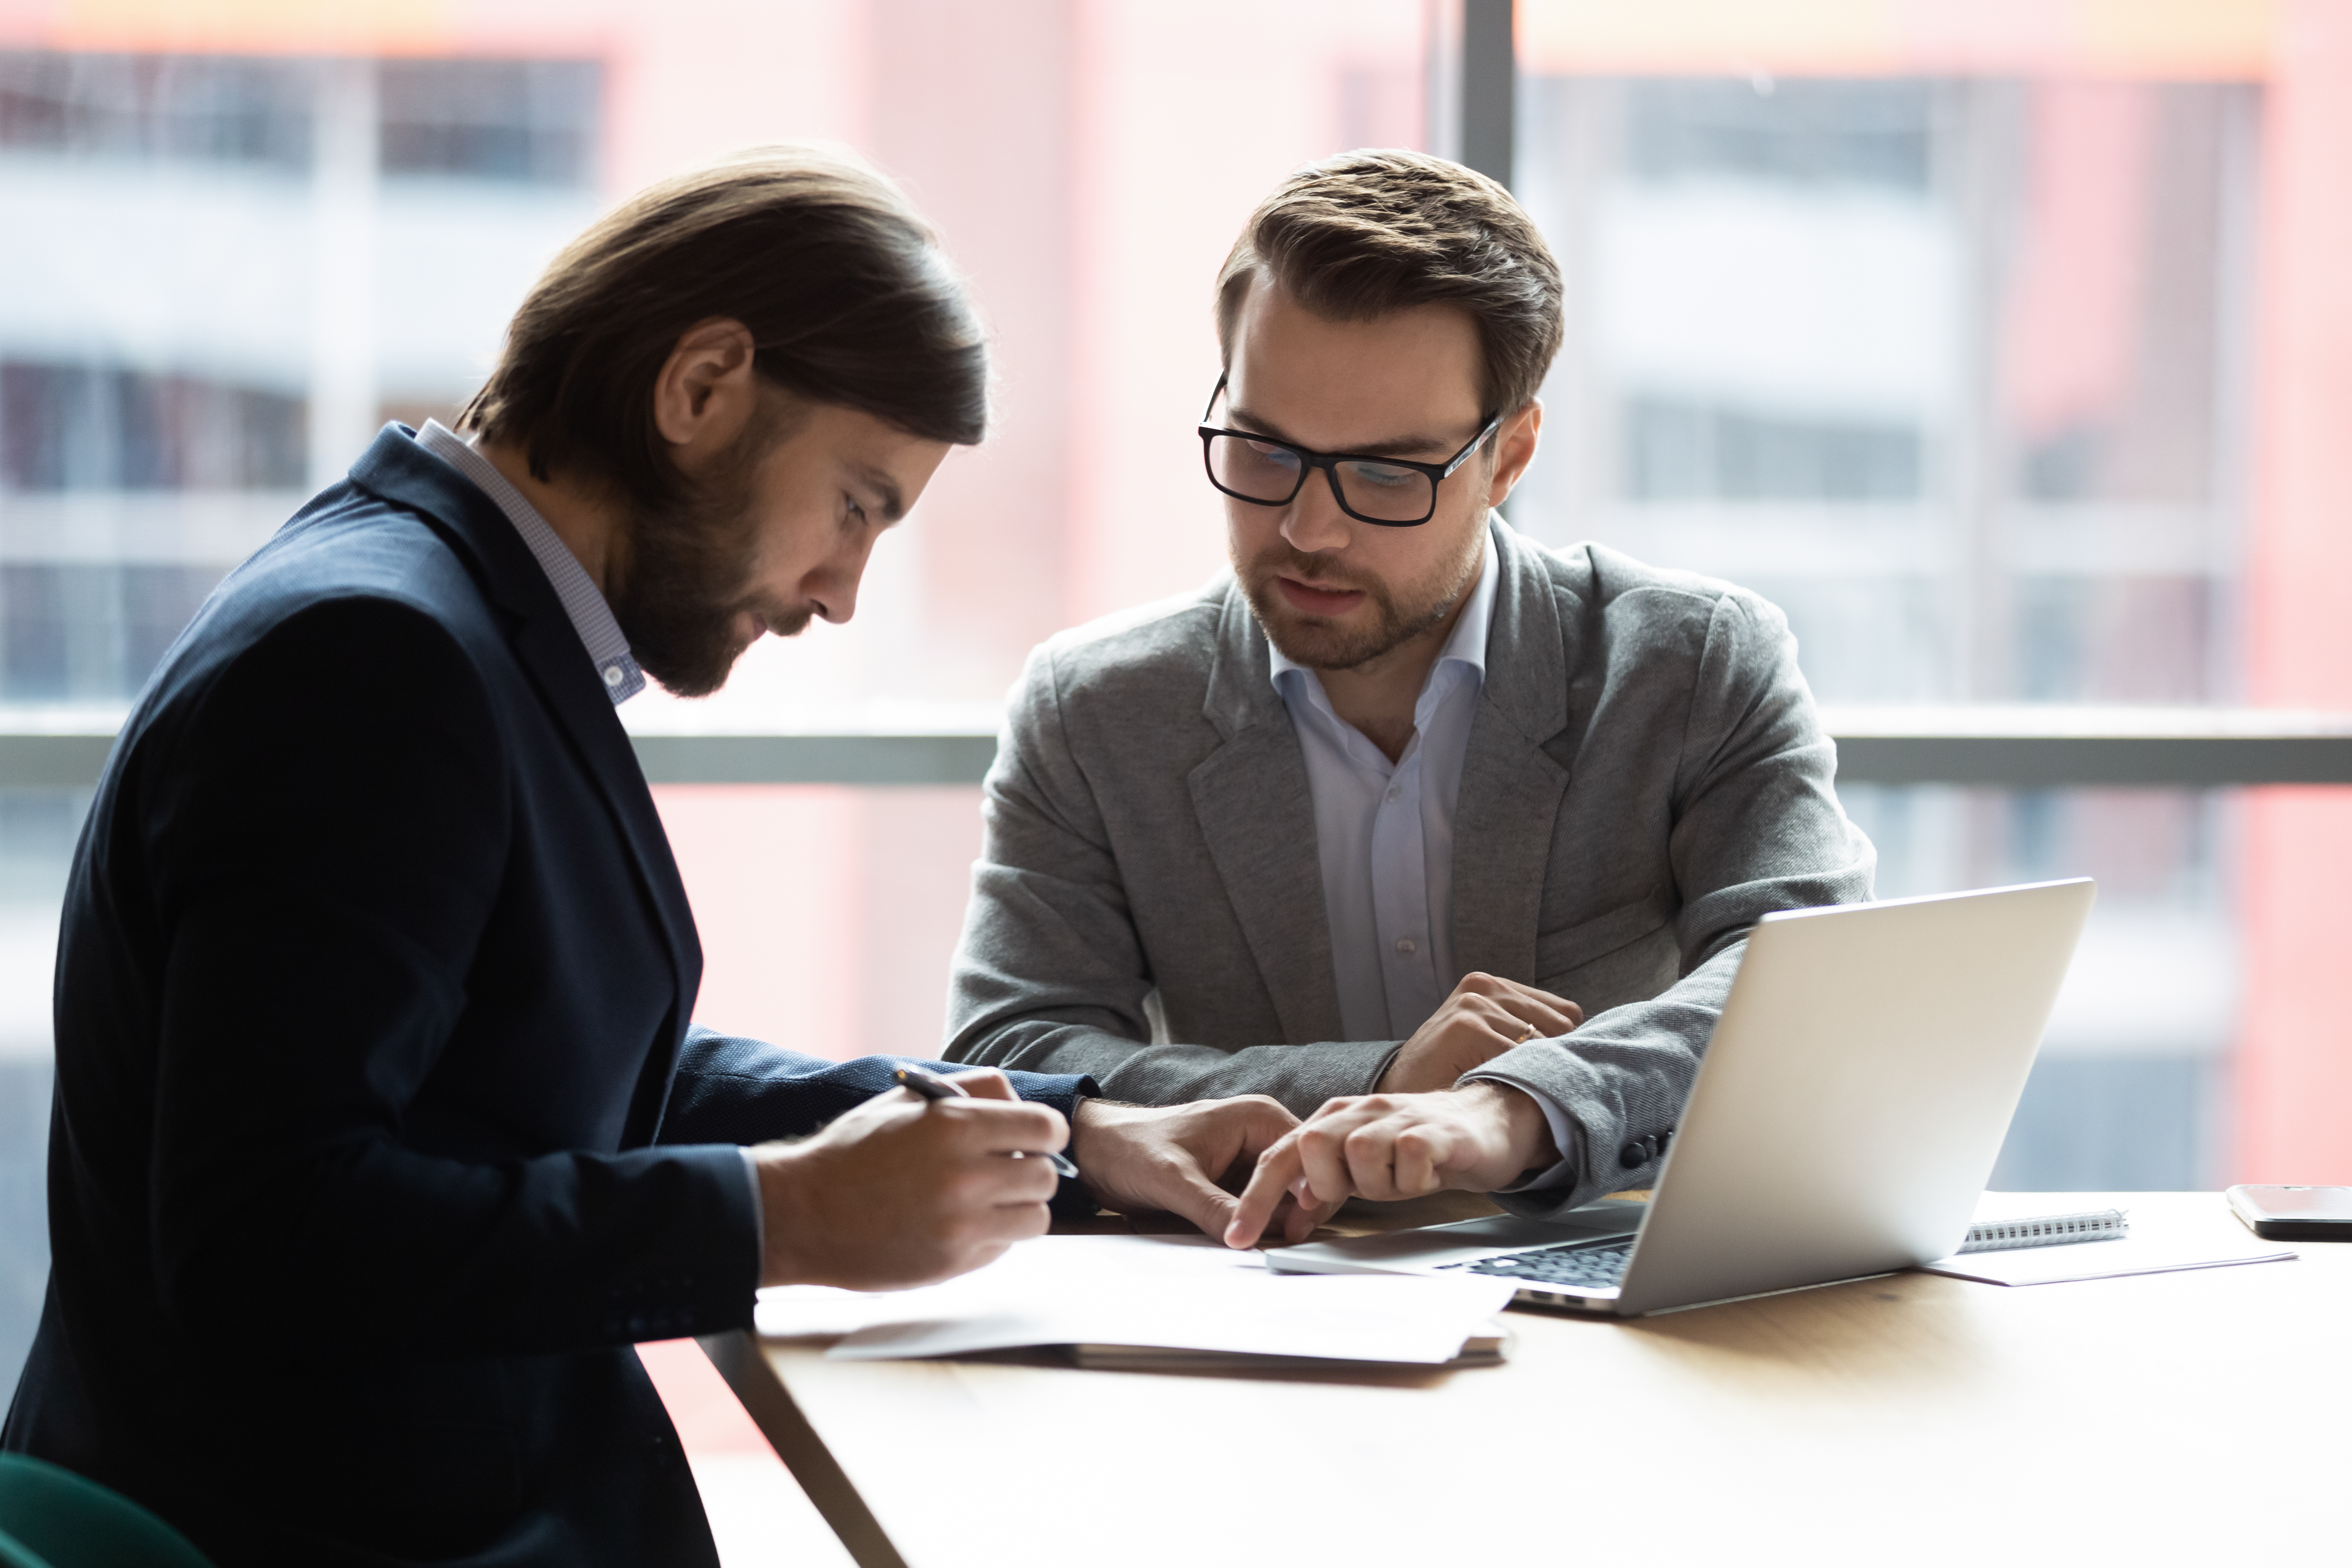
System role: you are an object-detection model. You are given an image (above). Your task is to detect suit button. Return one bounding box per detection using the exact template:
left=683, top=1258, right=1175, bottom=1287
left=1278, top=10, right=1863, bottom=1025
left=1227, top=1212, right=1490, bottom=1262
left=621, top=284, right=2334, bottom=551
left=1619, top=1143, right=1645, bottom=1169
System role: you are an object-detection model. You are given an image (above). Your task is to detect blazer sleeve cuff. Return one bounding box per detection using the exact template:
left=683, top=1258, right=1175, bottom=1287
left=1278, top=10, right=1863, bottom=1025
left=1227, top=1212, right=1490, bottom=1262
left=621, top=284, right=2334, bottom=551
left=1093, top=1038, right=1398, bottom=1120
left=591, top=1142, right=764, bottom=1343
left=1463, top=1075, right=1582, bottom=1193
left=1017, top=1071, right=1105, bottom=1221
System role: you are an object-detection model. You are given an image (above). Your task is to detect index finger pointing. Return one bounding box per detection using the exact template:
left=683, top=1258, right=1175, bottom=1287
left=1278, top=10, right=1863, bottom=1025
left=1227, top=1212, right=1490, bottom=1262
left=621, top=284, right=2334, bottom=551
left=1223, top=1135, right=1306, bottom=1249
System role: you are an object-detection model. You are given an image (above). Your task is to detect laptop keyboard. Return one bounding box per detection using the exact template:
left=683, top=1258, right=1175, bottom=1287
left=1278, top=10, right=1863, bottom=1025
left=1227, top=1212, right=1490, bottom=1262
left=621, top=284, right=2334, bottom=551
left=1443, top=1238, right=1634, bottom=1291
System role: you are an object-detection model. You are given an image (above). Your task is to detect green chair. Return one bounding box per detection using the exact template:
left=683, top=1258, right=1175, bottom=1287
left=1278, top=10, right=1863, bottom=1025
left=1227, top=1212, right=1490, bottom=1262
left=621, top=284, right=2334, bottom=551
left=0, top=1454, right=213, bottom=1568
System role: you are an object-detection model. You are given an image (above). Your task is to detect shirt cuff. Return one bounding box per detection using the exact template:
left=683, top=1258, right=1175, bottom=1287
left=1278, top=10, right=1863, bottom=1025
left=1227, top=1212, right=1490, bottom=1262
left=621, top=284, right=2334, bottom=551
left=1465, top=1076, right=1580, bottom=1192
left=739, top=1146, right=765, bottom=1282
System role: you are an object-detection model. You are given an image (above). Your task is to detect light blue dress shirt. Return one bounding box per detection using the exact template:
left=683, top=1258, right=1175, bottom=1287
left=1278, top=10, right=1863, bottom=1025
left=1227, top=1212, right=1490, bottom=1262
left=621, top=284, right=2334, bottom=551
left=1268, top=535, right=1577, bottom=1189
left=411, top=421, right=769, bottom=1253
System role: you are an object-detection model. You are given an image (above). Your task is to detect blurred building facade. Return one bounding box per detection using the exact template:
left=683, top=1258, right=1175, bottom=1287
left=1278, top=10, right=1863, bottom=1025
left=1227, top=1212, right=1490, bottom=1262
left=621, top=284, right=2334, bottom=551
left=1510, top=70, right=2254, bottom=1188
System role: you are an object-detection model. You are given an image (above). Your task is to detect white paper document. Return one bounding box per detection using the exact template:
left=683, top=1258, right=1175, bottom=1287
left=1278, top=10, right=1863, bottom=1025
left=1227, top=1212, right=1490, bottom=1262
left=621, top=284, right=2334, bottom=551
left=753, top=1234, right=1516, bottom=1365
left=1916, top=1194, right=2296, bottom=1285
left=1916, top=1234, right=2295, bottom=1286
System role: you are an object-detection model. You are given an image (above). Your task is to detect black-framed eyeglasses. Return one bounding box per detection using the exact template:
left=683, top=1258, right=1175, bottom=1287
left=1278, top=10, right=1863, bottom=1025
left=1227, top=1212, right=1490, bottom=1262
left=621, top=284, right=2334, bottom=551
left=1197, top=373, right=1501, bottom=527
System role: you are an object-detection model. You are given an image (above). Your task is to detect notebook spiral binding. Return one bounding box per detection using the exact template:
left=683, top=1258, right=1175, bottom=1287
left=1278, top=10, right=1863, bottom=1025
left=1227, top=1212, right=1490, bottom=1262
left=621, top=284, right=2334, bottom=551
left=1958, top=1208, right=2129, bottom=1254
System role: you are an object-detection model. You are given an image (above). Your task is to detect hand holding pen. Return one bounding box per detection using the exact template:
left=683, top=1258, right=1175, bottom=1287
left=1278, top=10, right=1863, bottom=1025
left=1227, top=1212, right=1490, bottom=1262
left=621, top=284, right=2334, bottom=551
left=895, top=1063, right=1080, bottom=1178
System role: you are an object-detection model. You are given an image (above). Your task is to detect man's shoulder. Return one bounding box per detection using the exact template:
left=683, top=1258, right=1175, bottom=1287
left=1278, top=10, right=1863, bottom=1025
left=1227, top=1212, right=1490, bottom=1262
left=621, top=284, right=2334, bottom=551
left=1506, top=534, right=1788, bottom=674
left=221, top=485, right=491, bottom=632
left=140, top=484, right=500, bottom=725
left=1531, top=535, right=1772, bottom=625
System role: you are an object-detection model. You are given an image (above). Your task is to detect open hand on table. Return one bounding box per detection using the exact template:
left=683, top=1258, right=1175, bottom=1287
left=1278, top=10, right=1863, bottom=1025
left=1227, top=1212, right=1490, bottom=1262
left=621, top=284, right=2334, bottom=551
left=1221, top=1081, right=1557, bottom=1249
left=1376, top=972, right=1582, bottom=1094
left=1070, top=1094, right=1332, bottom=1245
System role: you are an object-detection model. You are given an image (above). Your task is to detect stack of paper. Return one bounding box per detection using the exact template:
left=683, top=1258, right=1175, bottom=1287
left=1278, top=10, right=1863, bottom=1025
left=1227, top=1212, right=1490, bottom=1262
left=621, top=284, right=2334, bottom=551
left=754, top=1234, right=1517, bottom=1368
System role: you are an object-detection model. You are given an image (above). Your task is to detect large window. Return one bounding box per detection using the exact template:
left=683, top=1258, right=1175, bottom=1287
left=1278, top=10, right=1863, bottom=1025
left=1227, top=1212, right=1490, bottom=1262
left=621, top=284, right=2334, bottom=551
left=1512, top=69, right=2256, bottom=1191
left=1505, top=0, right=2352, bottom=1210
left=1516, top=75, right=2250, bottom=704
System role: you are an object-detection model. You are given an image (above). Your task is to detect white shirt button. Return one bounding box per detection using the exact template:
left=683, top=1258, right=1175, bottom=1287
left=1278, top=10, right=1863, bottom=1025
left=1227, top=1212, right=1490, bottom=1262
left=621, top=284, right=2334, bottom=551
left=602, top=665, right=625, bottom=687
left=1385, top=786, right=1402, bottom=803
left=1394, top=937, right=1415, bottom=955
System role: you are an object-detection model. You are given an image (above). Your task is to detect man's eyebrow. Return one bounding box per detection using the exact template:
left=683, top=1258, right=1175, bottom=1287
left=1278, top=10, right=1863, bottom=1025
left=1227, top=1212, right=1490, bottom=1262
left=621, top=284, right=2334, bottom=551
left=847, top=462, right=906, bottom=523
left=1224, top=404, right=1459, bottom=461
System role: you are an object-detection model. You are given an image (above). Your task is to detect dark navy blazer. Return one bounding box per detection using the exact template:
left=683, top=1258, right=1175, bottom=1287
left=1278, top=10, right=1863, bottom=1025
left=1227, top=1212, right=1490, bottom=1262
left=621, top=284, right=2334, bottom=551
left=0, top=427, right=1091, bottom=1565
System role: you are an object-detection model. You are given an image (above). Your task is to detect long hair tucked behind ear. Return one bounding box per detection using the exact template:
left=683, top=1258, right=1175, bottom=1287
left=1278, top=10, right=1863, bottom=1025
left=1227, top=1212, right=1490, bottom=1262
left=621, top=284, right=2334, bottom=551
left=460, top=144, right=987, bottom=509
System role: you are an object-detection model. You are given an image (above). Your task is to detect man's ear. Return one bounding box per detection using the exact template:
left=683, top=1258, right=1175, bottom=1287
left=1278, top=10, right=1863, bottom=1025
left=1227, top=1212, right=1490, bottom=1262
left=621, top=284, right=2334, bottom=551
left=652, top=317, right=760, bottom=459
left=1482, top=399, right=1544, bottom=509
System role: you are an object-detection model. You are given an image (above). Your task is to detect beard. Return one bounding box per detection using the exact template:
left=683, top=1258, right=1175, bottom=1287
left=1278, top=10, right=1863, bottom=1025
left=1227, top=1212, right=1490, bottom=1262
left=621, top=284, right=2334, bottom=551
left=1238, top=525, right=1484, bottom=672
left=607, top=418, right=805, bottom=699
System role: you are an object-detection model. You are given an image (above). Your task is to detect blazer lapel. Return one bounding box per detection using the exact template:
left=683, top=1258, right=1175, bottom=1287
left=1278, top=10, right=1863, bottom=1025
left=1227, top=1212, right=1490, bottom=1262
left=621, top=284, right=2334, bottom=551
left=346, top=429, right=704, bottom=1076
left=1451, top=519, right=1574, bottom=983
left=1186, top=586, right=1345, bottom=1044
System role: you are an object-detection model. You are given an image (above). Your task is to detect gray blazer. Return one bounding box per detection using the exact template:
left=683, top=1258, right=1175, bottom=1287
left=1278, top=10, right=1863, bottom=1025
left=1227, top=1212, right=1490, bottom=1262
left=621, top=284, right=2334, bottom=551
left=945, top=518, right=1875, bottom=1216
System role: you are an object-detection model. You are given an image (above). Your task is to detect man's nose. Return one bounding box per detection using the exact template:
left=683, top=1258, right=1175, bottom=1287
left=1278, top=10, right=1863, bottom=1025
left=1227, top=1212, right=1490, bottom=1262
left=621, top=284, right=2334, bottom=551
left=1280, top=468, right=1354, bottom=555
left=808, top=529, right=881, bottom=624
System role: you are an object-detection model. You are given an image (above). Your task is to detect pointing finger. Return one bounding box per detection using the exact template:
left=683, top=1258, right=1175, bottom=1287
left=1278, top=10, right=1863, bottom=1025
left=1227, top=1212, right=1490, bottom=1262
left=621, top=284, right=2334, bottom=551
left=1225, top=1135, right=1305, bottom=1249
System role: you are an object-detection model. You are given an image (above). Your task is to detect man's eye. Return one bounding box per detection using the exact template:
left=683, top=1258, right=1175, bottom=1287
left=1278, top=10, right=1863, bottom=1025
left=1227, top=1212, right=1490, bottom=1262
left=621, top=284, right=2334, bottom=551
left=1342, top=460, right=1416, bottom=490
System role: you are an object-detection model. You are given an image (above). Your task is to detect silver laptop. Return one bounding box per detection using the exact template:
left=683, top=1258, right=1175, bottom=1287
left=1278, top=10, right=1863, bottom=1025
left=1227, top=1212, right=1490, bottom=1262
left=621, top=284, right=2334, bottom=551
left=1266, top=879, right=2097, bottom=1316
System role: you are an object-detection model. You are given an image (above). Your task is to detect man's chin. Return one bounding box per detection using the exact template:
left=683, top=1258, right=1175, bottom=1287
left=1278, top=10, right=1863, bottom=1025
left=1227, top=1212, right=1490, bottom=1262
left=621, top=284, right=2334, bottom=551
left=1257, top=606, right=1388, bottom=672
left=647, top=664, right=732, bottom=700
left=631, top=632, right=747, bottom=699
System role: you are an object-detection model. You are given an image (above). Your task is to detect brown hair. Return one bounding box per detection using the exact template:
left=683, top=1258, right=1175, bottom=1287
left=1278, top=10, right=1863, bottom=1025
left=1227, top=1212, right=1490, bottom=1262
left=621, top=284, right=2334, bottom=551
left=1215, top=150, right=1564, bottom=418
left=462, top=144, right=986, bottom=508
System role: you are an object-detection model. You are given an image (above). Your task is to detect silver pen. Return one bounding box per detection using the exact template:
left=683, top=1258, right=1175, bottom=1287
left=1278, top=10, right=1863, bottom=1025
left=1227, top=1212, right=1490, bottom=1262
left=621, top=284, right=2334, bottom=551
left=893, top=1063, right=1081, bottom=1178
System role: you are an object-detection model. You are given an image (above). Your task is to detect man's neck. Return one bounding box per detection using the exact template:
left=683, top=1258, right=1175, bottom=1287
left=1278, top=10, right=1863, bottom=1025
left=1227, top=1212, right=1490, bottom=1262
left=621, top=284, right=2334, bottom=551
left=1314, top=591, right=1472, bottom=763
left=474, top=436, right=621, bottom=596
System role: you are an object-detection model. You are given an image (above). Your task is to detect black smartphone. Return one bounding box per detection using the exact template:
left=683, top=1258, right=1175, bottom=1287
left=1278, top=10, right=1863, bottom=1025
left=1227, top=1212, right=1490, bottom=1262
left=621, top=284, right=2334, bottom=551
left=2227, top=1184, right=2352, bottom=1241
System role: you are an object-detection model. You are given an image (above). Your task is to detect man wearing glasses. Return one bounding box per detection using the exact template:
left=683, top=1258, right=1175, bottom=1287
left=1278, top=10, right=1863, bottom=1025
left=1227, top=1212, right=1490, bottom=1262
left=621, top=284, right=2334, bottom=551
left=945, top=150, right=1875, bottom=1244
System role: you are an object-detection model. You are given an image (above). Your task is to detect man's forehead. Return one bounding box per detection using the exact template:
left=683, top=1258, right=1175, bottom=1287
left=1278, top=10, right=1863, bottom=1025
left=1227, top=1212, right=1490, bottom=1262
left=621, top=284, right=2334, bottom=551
left=1225, top=362, right=1484, bottom=458
left=1226, top=281, right=1484, bottom=450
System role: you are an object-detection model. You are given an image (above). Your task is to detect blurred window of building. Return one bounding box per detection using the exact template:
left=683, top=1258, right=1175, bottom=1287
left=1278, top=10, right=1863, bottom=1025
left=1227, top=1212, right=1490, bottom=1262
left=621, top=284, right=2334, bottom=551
left=1625, top=77, right=1934, bottom=188
left=0, top=362, right=306, bottom=491
left=377, top=59, right=600, bottom=186
left=0, top=52, right=311, bottom=168
left=0, top=48, right=610, bottom=714
left=1516, top=73, right=2251, bottom=707
left=1512, top=29, right=2275, bottom=1203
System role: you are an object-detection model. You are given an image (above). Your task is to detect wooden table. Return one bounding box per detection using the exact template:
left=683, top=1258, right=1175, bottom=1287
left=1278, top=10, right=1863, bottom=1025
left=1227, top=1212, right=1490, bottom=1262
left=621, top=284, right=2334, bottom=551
left=700, top=1192, right=2345, bottom=1567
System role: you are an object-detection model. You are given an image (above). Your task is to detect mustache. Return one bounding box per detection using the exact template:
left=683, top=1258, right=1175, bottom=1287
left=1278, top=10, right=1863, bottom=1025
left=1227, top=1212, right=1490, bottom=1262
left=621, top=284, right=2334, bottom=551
left=1249, top=543, right=1375, bottom=595
left=754, top=603, right=815, bottom=641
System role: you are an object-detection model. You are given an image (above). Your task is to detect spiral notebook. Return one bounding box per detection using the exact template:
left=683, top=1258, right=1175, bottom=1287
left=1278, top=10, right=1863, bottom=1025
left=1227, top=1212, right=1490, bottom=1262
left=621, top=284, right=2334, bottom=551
left=1919, top=1198, right=2295, bottom=1286
left=1957, top=1207, right=2130, bottom=1252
